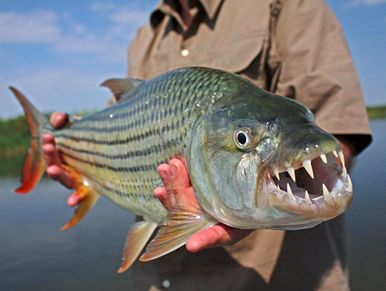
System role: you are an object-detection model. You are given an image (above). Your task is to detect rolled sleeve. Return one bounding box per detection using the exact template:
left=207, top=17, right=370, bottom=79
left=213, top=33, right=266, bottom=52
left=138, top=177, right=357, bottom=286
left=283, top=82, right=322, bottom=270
left=275, top=0, right=371, bottom=151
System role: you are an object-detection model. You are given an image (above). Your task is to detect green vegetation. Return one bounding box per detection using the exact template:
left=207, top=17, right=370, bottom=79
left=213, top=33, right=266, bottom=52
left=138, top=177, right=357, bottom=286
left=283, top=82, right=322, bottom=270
left=0, top=116, right=30, bottom=176
left=367, top=105, right=386, bottom=120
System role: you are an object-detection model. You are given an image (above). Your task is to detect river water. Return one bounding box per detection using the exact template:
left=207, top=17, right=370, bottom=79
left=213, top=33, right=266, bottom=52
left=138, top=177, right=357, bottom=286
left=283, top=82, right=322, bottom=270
left=0, top=120, right=385, bottom=291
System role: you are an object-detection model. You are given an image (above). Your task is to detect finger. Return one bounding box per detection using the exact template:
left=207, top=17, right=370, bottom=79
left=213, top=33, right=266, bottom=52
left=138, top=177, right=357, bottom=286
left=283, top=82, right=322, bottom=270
left=42, top=140, right=62, bottom=166
left=67, top=192, right=84, bottom=207
left=168, top=158, right=191, bottom=188
left=186, top=224, right=250, bottom=253
left=167, top=159, right=198, bottom=208
left=186, top=224, right=230, bottom=253
left=50, top=112, right=69, bottom=128
left=42, top=133, right=55, bottom=145
left=157, top=164, right=170, bottom=186
left=153, top=187, right=171, bottom=210
left=46, top=165, right=76, bottom=189
left=157, top=159, right=191, bottom=190
left=156, top=164, right=178, bottom=208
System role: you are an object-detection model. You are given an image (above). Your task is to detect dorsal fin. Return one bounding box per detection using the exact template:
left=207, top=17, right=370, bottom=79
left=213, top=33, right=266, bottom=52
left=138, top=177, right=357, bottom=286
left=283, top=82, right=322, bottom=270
left=101, top=77, right=144, bottom=103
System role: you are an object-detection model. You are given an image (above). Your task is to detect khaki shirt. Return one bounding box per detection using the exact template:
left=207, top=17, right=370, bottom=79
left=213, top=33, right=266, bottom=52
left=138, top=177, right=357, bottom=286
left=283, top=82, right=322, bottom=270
left=128, top=0, right=371, bottom=290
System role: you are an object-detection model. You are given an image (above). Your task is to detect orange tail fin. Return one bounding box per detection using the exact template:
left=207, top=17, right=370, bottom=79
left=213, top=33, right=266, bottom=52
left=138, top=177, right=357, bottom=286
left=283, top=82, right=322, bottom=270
left=9, top=87, right=48, bottom=194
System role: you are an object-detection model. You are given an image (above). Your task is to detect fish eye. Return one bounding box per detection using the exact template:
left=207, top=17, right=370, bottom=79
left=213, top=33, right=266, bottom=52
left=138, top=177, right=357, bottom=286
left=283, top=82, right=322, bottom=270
left=234, top=129, right=251, bottom=149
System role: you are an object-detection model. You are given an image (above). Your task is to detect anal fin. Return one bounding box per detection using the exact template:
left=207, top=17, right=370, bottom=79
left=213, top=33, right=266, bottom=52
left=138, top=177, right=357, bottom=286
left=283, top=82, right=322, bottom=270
left=59, top=166, right=100, bottom=231
left=60, top=183, right=99, bottom=231
left=117, top=221, right=158, bottom=273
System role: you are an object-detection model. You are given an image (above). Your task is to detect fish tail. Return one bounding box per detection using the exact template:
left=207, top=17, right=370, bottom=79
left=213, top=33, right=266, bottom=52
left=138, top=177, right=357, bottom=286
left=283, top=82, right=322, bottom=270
left=9, top=87, right=48, bottom=194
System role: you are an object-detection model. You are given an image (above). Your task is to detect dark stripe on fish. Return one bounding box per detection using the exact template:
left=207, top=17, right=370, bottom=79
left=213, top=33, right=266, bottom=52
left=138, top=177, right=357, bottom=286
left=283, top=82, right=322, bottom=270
left=71, top=105, right=185, bottom=134
left=98, top=183, right=155, bottom=200
left=58, top=137, right=180, bottom=159
left=55, top=129, right=154, bottom=145
left=55, top=122, right=183, bottom=145
left=62, top=151, right=155, bottom=173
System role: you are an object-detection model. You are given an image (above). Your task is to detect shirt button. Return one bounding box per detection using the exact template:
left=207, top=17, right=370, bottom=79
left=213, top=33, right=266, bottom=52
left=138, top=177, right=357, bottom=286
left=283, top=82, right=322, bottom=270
left=181, top=48, right=190, bottom=57
left=162, top=279, right=171, bottom=288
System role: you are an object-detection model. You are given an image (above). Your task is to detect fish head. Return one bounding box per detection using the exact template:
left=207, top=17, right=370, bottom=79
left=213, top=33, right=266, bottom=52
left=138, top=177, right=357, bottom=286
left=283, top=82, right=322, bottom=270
left=188, top=87, right=352, bottom=230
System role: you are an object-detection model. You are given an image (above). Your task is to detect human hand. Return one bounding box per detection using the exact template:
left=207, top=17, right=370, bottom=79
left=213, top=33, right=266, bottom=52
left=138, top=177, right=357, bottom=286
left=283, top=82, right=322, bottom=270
left=42, top=112, right=80, bottom=207
left=154, top=158, right=251, bottom=253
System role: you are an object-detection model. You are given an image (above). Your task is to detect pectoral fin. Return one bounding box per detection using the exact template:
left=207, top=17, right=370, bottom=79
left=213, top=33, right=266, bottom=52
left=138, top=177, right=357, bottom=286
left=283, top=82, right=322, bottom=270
left=141, top=158, right=216, bottom=262
left=140, top=208, right=215, bottom=262
left=60, top=182, right=99, bottom=231
left=117, top=221, right=158, bottom=273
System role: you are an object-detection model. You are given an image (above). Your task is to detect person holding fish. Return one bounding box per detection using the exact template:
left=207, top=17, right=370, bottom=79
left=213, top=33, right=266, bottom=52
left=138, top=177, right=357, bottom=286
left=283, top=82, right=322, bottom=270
left=40, top=0, right=371, bottom=290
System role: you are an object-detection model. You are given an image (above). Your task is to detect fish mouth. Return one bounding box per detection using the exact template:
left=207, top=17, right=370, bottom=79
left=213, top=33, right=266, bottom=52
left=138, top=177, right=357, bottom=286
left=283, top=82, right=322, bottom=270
left=265, top=150, right=352, bottom=219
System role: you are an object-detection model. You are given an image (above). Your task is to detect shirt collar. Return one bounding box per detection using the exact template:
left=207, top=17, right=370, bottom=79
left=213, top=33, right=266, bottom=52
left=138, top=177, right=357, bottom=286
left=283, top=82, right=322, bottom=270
left=150, top=0, right=223, bottom=29
left=200, top=0, right=223, bottom=19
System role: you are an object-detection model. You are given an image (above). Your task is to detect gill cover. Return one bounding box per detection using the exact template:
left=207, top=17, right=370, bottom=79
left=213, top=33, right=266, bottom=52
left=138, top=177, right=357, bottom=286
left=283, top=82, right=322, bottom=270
left=188, top=105, right=265, bottom=228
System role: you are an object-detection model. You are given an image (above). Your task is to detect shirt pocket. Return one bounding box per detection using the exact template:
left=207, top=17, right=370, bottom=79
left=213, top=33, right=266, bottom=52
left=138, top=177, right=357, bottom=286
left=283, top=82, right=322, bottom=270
left=195, top=32, right=268, bottom=88
left=207, top=33, right=266, bottom=72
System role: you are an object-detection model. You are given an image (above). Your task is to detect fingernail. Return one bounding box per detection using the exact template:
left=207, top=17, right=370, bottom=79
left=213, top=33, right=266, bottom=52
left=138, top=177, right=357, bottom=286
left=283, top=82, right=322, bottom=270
left=68, top=196, right=77, bottom=207
left=159, top=169, right=167, bottom=180
left=169, top=164, right=177, bottom=178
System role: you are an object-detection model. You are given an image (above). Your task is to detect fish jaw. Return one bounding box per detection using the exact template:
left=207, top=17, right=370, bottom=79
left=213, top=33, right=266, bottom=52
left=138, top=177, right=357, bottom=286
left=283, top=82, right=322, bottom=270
left=229, top=131, right=353, bottom=230
left=261, top=149, right=353, bottom=230
left=202, top=148, right=353, bottom=231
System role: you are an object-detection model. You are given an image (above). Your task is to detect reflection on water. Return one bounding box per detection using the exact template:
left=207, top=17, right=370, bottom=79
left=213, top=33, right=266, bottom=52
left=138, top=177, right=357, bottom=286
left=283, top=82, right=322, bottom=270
left=0, top=121, right=385, bottom=291
left=0, top=180, right=136, bottom=291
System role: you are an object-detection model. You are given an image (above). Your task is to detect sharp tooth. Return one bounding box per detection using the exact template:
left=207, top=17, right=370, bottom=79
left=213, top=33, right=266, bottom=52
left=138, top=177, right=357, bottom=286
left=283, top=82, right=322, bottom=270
left=320, top=154, right=327, bottom=164
left=286, top=183, right=295, bottom=200
left=338, top=151, right=345, bottom=168
left=322, top=183, right=332, bottom=201
left=303, top=160, right=314, bottom=179
left=304, top=190, right=312, bottom=204
left=333, top=150, right=338, bottom=158
left=288, top=167, right=296, bottom=182
left=274, top=168, right=280, bottom=180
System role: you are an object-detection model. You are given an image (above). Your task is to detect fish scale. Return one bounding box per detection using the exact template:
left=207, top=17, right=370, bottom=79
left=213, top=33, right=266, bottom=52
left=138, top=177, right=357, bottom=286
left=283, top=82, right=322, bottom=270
left=52, top=67, right=232, bottom=222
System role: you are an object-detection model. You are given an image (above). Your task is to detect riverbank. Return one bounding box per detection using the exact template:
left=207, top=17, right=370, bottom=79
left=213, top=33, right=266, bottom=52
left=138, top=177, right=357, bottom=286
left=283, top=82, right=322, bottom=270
left=0, top=116, right=28, bottom=176
left=367, top=105, right=386, bottom=120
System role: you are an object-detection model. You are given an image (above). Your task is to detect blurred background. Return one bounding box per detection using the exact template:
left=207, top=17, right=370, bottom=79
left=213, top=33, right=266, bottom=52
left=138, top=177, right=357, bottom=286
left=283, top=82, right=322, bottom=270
left=0, top=1, right=385, bottom=290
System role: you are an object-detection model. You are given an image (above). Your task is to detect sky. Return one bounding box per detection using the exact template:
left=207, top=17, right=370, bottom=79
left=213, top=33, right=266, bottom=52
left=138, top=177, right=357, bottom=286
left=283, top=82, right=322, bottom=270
left=0, top=0, right=385, bottom=119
